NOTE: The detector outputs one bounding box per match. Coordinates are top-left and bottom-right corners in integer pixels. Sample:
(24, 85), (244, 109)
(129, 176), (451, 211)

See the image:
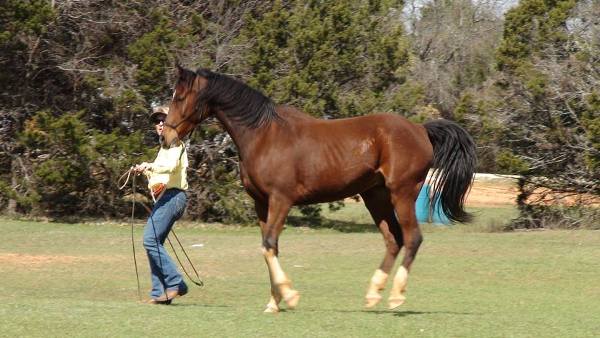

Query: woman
(133, 105), (189, 304)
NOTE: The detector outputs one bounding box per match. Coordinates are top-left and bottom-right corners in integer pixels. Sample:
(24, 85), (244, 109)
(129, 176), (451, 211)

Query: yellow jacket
(146, 142), (189, 194)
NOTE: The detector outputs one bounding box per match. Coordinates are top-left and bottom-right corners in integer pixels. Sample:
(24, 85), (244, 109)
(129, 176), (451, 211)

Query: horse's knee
(263, 237), (278, 252)
(385, 240), (401, 257)
(412, 232), (423, 250)
(407, 230), (423, 252)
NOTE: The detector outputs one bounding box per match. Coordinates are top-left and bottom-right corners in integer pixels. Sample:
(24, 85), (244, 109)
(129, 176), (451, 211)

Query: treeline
(0, 0), (597, 228)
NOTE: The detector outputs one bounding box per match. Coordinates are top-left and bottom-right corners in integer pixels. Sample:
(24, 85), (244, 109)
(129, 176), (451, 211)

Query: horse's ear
(175, 62), (197, 83)
(175, 62), (185, 78)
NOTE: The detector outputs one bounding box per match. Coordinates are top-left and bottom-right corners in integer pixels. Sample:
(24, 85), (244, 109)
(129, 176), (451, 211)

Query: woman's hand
(132, 162), (152, 174)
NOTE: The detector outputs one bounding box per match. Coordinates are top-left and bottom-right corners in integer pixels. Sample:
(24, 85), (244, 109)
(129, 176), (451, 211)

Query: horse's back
(275, 107), (425, 139)
(293, 113), (431, 157)
(271, 109), (432, 172)
(248, 110), (432, 203)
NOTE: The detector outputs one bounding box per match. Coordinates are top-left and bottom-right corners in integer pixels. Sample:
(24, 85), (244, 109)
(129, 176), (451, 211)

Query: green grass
(1, 214), (599, 337)
(290, 202), (519, 232)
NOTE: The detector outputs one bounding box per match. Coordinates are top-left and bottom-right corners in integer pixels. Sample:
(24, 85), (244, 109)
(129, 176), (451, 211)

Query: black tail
(424, 120), (477, 223)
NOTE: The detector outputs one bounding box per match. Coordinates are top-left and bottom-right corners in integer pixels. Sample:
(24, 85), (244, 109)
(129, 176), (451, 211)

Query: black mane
(196, 68), (279, 128)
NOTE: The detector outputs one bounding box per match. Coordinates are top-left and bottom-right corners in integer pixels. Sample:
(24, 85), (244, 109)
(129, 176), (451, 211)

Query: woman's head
(150, 106), (169, 136)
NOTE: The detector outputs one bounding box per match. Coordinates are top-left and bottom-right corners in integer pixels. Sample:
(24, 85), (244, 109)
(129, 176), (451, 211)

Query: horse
(162, 65), (477, 313)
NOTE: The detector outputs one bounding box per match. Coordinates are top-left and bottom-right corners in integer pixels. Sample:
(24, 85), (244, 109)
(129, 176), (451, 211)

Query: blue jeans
(143, 188), (188, 298)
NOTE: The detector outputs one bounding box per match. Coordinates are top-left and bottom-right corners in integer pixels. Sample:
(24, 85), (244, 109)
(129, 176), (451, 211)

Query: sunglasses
(154, 117), (165, 124)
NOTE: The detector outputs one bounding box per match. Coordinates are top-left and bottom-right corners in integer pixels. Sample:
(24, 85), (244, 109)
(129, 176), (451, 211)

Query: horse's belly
(295, 170), (384, 205)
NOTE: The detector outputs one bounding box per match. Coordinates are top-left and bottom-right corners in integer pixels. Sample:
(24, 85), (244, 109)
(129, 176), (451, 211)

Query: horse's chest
(239, 163), (253, 189)
(239, 163), (265, 200)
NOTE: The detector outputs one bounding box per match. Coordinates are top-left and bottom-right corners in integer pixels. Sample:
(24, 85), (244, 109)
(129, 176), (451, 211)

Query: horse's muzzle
(160, 135), (180, 149)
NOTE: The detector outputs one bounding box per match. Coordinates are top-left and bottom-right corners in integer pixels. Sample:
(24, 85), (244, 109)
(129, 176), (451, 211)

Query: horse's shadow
(286, 215), (377, 233)
(292, 308), (476, 317)
(169, 303), (476, 317)
(169, 303), (231, 308)
(389, 310), (476, 317)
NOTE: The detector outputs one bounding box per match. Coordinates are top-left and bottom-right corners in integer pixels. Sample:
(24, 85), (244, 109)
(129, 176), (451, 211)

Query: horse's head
(162, 64), (211, 148)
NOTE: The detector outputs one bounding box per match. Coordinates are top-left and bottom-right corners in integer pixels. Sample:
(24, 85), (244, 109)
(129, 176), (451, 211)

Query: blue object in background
(415, 184), (450, 225)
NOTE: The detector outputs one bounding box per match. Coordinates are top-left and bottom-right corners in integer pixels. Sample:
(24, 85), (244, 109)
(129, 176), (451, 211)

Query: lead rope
(165, 139), (203, 286)
(119, 168), (168, 302)
(167, 230), (204, 287)
(118, 167), (204, 300)
(118, 168), (143, 301)
(119, 168), (168, 301)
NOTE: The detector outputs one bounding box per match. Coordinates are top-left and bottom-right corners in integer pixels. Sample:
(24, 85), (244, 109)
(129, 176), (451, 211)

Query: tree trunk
(6, 158), (18, 215)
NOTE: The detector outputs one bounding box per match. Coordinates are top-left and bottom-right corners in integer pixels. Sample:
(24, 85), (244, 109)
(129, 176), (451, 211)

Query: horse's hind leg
(256, 198), (300, 312)
(388, 184), (423, 309)
(361, 186), (403, 308)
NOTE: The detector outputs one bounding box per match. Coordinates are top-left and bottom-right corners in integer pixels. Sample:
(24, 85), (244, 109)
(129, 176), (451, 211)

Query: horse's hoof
(365, 294), (382, 308)
(283, 290), (300, 309)
(263, 304), (280, 313)
(388, 296), (406, 310)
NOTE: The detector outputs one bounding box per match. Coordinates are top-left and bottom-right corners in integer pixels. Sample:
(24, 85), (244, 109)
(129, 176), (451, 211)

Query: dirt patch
(524, 187), (600, 207)
(465, 175), (599, 207)
(0, 253), (116, 268)
(345, 175), (596, 208)
(466, 180), (518, 207)
(344, 175), (520, 207)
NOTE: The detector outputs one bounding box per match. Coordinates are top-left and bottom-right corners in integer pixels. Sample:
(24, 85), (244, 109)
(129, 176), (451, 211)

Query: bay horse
(163, 65), (476, 312)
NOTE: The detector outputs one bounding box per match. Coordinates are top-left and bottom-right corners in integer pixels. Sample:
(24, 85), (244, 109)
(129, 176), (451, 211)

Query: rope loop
(118, 167), (134, 190)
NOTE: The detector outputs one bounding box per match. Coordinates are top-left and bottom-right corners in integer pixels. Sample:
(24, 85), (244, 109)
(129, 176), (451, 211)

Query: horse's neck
(214, 110), (263, 159)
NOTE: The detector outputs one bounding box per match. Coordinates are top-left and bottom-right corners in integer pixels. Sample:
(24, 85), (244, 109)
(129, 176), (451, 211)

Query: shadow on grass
(280, 309), (478, 317)
(158, 302), (478, 317)
(287, 308), (477, 316)
(286, 215), (377, 233)
(390, 310), (476, 317)
(169, 303), (232, 308)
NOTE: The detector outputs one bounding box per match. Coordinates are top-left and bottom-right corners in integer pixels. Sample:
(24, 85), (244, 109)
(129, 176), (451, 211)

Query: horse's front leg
(255, 202), (281, 312)
(264, 277), (282, 313)
(256, 199), (299, 312)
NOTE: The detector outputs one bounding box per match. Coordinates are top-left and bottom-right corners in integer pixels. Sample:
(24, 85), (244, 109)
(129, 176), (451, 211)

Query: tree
(238, 0), (410, 118)
(235, 0), (412, 219)
(405, 0), (504, 117)
(4, 0), (594, 228)
(0, 0), (55, 213)
(0, 1), (197, 217)
(490, 0), (598, 228)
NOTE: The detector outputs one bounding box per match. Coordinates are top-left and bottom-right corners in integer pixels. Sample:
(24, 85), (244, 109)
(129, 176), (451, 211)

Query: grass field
(1, 206), (599, 337)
